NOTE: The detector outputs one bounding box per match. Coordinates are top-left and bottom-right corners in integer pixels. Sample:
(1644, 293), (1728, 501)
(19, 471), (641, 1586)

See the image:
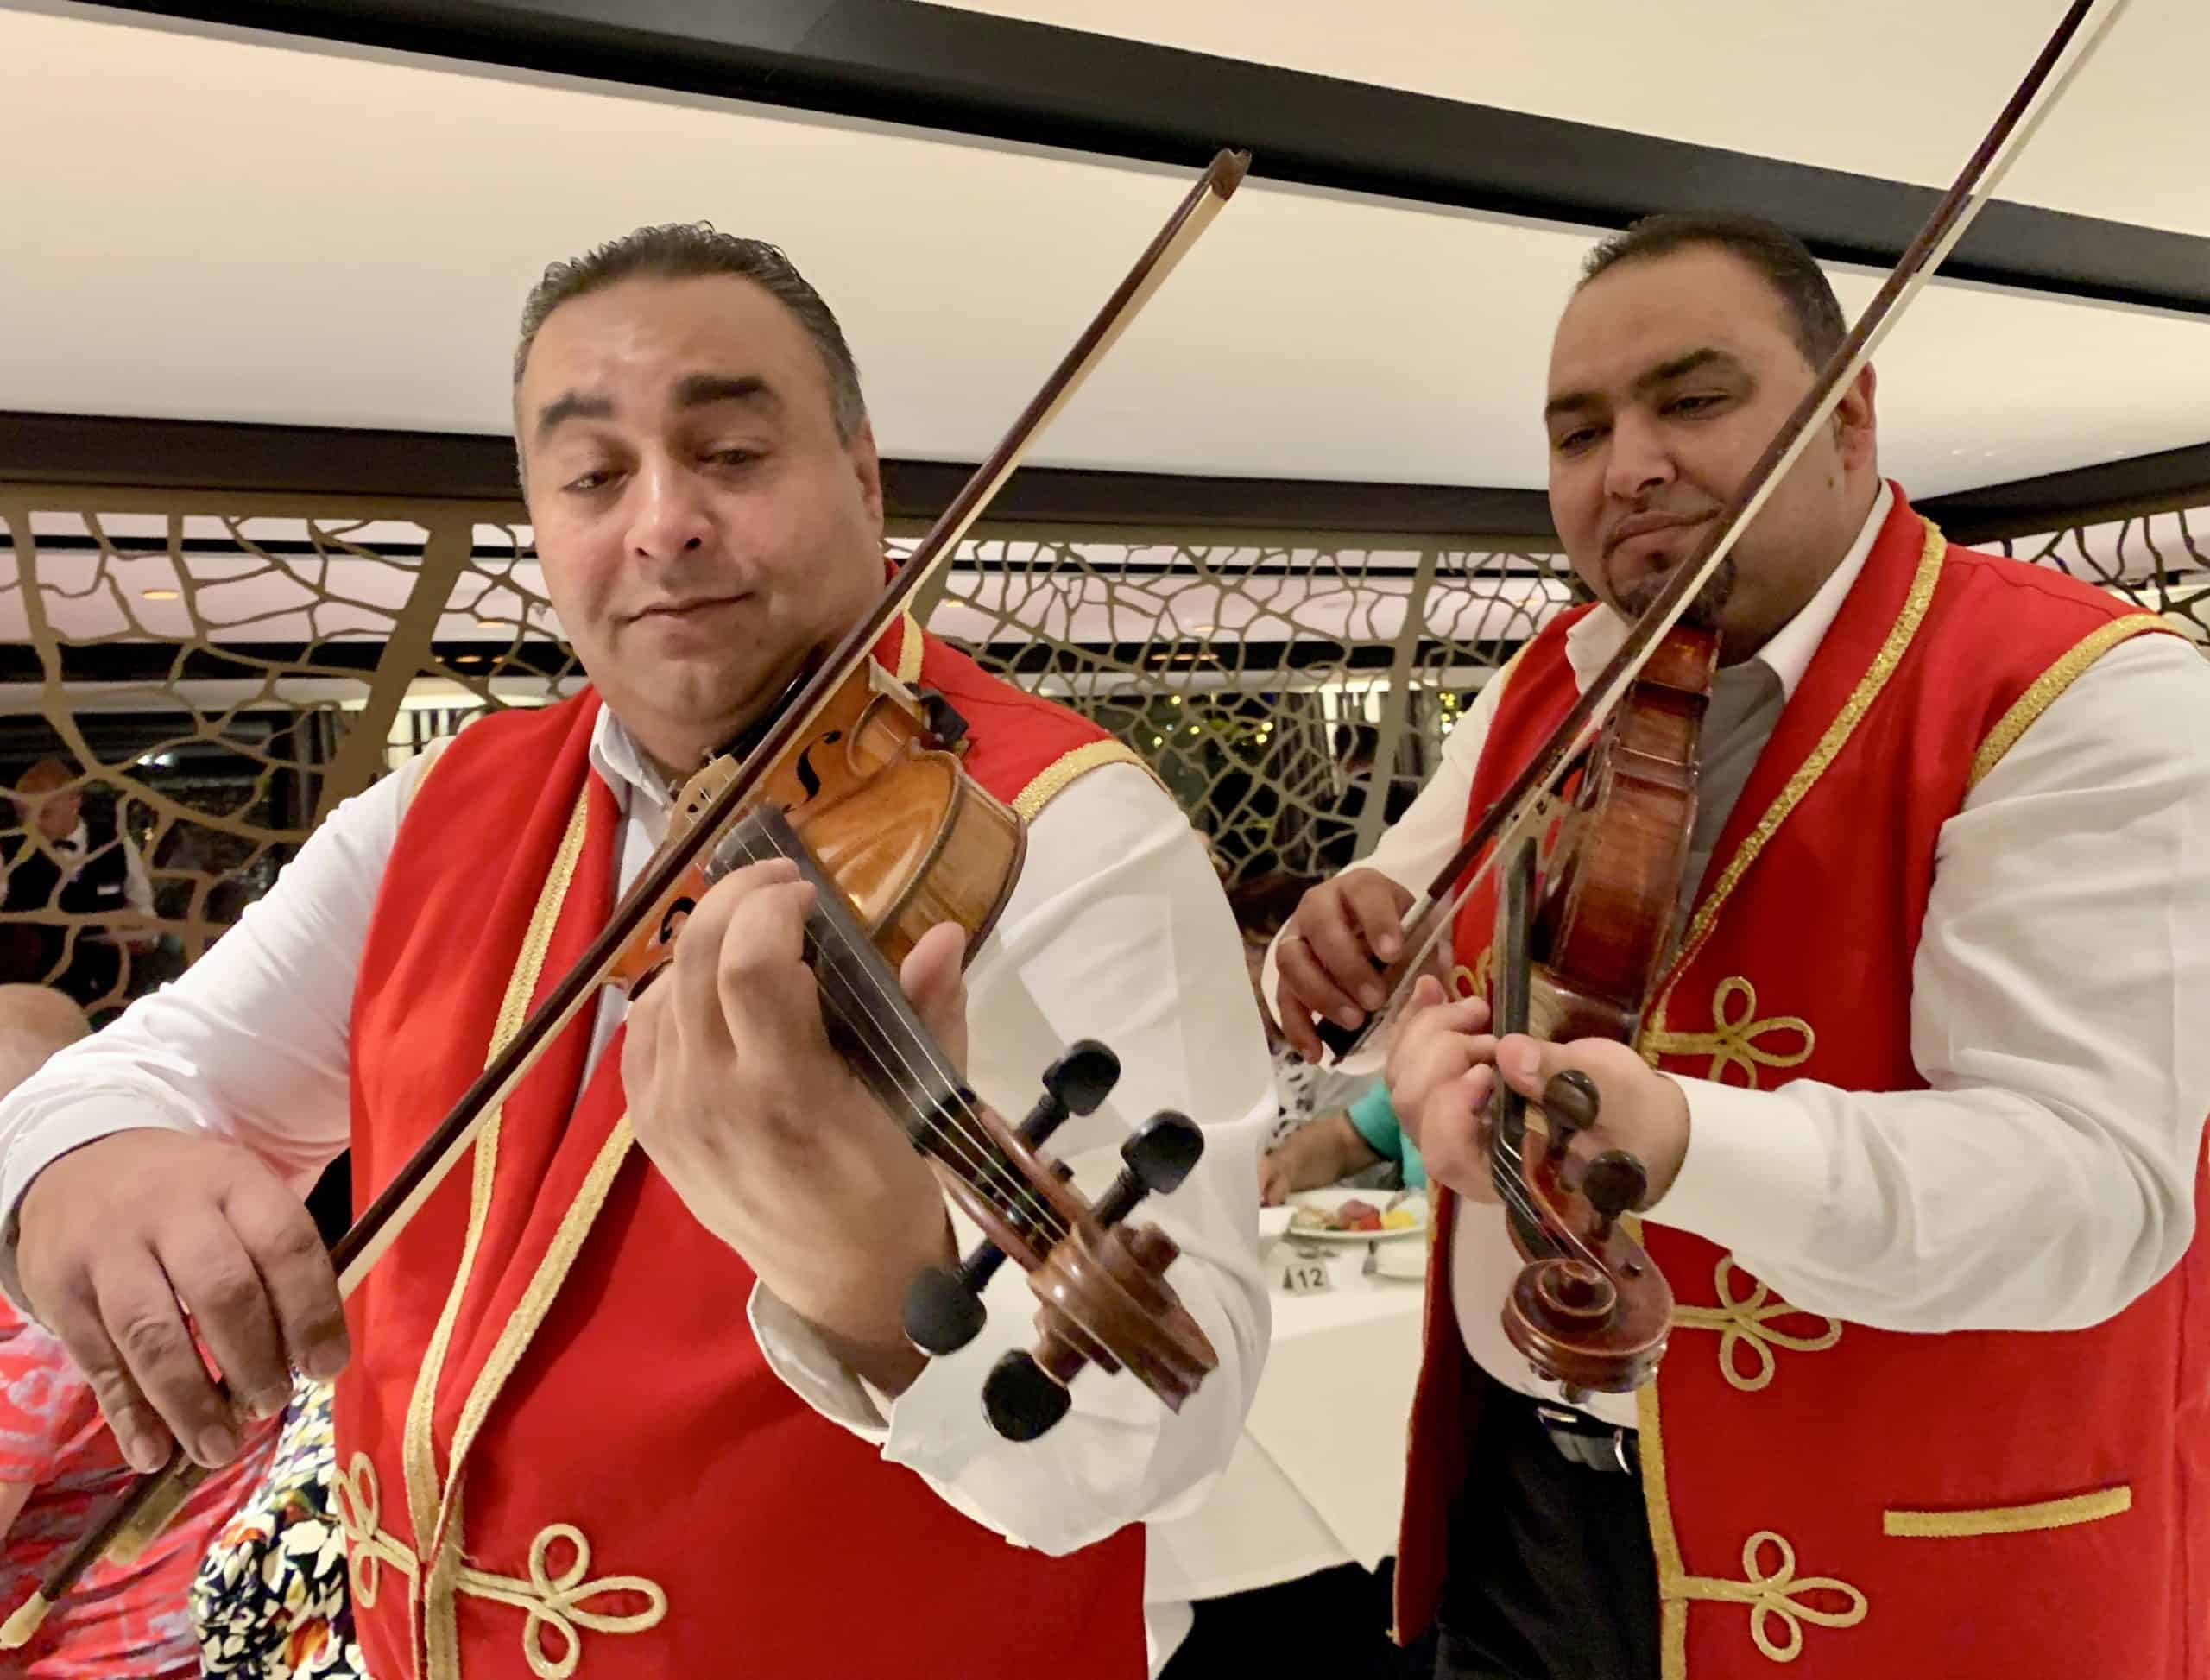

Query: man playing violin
(1271, 212), (2210, 1679)
(0, 227), (1276, 1678)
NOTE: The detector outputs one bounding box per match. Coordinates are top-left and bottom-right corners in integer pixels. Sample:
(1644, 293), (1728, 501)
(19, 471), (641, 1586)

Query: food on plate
(1288, 1196), (1420, 1235)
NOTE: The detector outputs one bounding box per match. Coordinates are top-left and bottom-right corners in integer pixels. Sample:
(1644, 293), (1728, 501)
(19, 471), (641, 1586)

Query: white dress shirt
(1274, 485), (2210, 1429)
(0, 700), (1277, 1633)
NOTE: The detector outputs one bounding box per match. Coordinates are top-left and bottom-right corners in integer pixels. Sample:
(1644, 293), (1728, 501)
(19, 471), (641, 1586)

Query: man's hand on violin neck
(1274, 868), (1414, 1062)
(1390, 979), (1689, 1209)
(621, 857), (960, 1397)
(16, 1130), (348, 1475)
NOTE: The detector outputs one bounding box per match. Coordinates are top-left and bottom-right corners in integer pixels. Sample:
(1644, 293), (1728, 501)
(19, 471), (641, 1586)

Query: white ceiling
(3, 0), (2206, 502)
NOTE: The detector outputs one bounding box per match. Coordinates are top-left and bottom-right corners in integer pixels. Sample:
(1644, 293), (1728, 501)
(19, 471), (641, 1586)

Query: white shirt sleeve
(0, 758), (426, 1304)
(749, 762), (1277, 1555)
(1655, 632), (2210, 1331)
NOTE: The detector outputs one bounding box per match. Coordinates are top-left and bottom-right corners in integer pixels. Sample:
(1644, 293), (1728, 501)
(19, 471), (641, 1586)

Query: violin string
(717, 822), (1072, 1245)
(719, 822), (1066, 1241)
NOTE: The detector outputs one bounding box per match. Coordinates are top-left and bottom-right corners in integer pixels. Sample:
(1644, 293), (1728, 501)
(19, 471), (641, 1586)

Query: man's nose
(625, 461), (714, 563)
(1602, 413), (1676, 503)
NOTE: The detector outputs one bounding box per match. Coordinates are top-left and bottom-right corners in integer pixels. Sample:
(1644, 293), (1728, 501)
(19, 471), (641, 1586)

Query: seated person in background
(1260, 1081), (1427, 1206)
(0, 985), (281, 1679)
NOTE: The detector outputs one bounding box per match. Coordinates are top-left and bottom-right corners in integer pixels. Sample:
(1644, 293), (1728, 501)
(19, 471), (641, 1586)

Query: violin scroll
(1502, 1069), (1669, 1400)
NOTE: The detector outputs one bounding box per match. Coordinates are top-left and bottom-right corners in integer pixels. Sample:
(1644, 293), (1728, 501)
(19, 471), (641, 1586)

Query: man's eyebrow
(534, 390), (613, 444)
(675, 373), (778, 412)
(1634, 347), (1740, 393)
(1544, 348), (1745, 424)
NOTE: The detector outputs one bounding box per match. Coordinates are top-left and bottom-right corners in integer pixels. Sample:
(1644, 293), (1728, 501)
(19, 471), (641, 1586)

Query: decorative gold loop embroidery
(1671, 1257), (1842, 1392)
(453, 1524), (670, 1680)
(333, 1453), (419, 1609)
(1449, 948), (1493, 1002)
(1641, 976), (1813, 1088)
(1676, 1531), (1867, 1664)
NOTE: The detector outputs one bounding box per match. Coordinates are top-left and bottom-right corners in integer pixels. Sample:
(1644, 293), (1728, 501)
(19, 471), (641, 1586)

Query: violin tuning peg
(903, 1259), (990, 1356)
(1582, 1149), (1648, 1228)
(1046, 1040), (1120, 1116)
(1093, 1111), (1203, 1229)
(983, 1349), (1072, 1441)
(1542, 1068), (1601, 1137)
(1016, 1040), (1121, 1149)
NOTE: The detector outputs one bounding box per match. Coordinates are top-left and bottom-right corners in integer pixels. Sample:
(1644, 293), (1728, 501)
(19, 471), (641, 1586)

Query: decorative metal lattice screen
(0, 486), (2201, 1010)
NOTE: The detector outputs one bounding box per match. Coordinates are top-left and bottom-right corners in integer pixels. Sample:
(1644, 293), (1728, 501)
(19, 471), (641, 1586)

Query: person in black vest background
(0, 759), (157, 1012)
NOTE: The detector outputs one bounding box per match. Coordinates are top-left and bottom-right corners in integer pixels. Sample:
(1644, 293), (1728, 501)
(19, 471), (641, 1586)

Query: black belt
(1531, 1401), (1639, 1475)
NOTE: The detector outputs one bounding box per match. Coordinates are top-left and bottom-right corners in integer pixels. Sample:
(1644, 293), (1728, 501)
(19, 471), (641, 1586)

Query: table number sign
(1280, 1258), (1335, 1296)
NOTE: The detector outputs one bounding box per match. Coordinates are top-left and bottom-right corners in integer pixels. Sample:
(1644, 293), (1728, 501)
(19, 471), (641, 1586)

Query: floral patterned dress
(192, 1380), (368, 1678)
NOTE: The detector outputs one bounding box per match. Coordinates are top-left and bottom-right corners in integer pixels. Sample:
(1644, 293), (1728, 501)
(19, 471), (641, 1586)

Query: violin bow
(0, 146), (1253, 1649)
(1326, 0), (2132, 1062)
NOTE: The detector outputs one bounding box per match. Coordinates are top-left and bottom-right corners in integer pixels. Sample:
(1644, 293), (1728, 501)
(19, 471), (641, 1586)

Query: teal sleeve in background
(1346, 1079), (1425, 1191)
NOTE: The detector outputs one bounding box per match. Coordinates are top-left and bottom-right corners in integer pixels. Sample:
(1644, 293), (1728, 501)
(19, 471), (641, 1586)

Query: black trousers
(1432, 1370), (1660, 1680)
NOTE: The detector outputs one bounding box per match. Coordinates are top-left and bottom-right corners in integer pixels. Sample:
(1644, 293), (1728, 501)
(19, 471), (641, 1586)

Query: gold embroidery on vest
(1670, 1257), (1841, 1391)
(335, 1453), (420, 1614)
(1633, 521), (1940, 1680)
(1012, 738), (1159, 818)
(402, 789), (593, 1670)
(1676, 1531), (1867, 1664)
(451, 1525), (669, 1680)
(420, 1115), (649, 1673)
(1969, 614), (2180, 790)
(1640, 977), (1813, 1089)
(1883, 1483), (2131, 1538)
(1448, 948), (1493, 1002)
(895, 609), (925, 685)
(1649, 519), (1944, 1034)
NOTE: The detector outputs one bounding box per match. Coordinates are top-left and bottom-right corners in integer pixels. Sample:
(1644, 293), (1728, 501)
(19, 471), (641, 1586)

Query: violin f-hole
(793, 730), (844, 801)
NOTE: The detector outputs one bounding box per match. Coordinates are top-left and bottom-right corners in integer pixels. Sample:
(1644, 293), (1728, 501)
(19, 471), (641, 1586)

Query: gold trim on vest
(1640, 977), (1814, 1089)
(1670, 1257), (1841, 1393)
(1883, 1484), (2131, 1538)
(1448, 949), (1493, 1003)
(405, 787), (593, 1677)
(1011, 738), (1153, 819)
(451, 1524), (669, 1680)
(1652, 519), (1945, 1014)
(1675, 1531), (1868, 1664)
(423, 1115), (648, 1671)
(1968, 614), (2181, 791)
(896, 609), (925, 685)
(1633, 518), (1942, 1679)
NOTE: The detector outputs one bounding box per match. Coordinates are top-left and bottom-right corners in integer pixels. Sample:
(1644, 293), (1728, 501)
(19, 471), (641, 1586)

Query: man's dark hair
(513, 223), (866, 439)
(1579, 212), (1847, 371)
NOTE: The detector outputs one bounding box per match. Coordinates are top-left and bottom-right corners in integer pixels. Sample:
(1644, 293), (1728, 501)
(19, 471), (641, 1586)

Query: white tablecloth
(1144, 1229), (1428, 1665)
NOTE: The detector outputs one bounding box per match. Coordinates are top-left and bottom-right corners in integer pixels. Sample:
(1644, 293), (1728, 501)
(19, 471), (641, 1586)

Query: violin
(1483, 624), (1716, 1399)
(1, 146), (1253, 1651)
(1309, 0), (2122, 1404)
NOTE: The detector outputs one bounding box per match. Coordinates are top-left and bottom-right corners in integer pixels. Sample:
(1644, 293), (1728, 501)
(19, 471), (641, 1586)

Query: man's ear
(1834, 363), (1878, 471)
(848, 420), (885, 533)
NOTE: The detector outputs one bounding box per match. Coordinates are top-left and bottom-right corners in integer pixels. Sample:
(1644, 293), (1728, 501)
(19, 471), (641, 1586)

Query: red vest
(336, 616), (1153, 1680)
(1397, 490), (2207, 1677)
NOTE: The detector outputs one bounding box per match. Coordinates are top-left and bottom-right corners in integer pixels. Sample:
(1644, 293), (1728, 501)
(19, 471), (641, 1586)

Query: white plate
(1272, 1187), (1428, 1244)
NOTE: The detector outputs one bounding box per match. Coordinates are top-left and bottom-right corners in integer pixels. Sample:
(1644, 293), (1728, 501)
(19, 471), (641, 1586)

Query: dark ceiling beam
(99, 0), (2210, 318)
(1915, 441), (2210, 544)
(0, 411), (1555, 536)
(9, 411), (2207, 546)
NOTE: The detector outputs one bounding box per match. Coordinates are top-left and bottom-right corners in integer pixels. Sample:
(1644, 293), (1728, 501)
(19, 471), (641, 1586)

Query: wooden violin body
(1491, 624), (1719, 1398)
(608, 663), (1026, 990)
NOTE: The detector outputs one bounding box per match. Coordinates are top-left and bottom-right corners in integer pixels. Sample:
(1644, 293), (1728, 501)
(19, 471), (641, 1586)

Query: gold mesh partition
(0, 485), (2201, 1008)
